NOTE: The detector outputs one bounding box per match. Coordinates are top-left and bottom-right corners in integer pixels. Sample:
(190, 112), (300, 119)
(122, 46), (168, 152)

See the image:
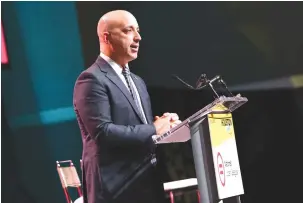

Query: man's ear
(103, 32), (110, 44)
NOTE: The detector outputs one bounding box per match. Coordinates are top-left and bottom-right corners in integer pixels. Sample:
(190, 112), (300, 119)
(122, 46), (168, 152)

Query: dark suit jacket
(73, 56), (160, 203)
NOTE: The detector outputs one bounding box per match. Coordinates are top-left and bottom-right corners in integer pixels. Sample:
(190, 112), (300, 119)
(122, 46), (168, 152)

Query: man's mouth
(130, 44), (139, 51)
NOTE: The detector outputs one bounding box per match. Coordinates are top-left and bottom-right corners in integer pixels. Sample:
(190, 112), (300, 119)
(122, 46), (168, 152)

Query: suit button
(150, 154), (157, 165)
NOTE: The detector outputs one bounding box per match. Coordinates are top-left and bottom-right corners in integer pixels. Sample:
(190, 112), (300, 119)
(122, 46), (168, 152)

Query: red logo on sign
(217, 152), (226, 187)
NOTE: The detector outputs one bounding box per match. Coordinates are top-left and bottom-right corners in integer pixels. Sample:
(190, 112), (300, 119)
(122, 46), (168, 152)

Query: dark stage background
(2, 2), (303, 203)
(76, 1), (303, 89)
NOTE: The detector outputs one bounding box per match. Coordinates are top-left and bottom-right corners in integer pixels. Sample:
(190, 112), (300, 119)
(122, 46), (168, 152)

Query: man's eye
(124, 29), (132, 33)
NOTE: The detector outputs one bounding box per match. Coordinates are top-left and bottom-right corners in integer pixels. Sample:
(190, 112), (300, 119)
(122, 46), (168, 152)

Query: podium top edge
(217, 95), (248, 101)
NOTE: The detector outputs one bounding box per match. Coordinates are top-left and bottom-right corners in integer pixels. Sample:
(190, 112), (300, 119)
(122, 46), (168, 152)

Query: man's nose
(134, 31), (141, 42)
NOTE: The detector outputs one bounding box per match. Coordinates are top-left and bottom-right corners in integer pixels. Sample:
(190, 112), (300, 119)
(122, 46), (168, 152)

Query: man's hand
(153, 114), (172, 136)
(154, 112), (182, 133)
(167, 112), (182, 128)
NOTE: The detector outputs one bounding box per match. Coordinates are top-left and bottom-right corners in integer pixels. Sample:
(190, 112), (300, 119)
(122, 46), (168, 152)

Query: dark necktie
(122, 67), (147, 124)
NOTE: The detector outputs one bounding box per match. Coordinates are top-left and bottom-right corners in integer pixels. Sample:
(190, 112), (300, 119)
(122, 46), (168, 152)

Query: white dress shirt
(100, 53), (148, 123)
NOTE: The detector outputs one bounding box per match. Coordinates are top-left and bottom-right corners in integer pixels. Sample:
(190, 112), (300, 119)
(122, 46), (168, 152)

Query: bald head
(97, 10), (137, 37)
(96, 10), (141, 66)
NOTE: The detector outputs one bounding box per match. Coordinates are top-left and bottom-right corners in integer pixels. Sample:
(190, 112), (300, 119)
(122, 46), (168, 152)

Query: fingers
(154, 112), (180, 126)
(153, 114), (174, 135)
(170, 119), (182, 128)
(170, 113), (179, 121)
(172, 120), (182, 125)
(154, 113), (171, 121)
(162, 112), (171, 117)
(161, 112), (179, 121)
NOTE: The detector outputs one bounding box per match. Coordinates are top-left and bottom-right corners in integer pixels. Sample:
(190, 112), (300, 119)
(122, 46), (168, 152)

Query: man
(73, 10), (181, 203)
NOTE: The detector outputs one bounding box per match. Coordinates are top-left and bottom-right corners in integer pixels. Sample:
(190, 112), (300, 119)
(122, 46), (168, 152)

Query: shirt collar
(100, 52), (129, 75)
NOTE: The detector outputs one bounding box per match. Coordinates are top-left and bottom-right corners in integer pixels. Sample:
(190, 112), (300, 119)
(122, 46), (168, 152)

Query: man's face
(108, 14), (141, 63)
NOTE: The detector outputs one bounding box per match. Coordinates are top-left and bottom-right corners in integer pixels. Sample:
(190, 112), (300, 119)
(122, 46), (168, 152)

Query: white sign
(208, 112), (244, 199)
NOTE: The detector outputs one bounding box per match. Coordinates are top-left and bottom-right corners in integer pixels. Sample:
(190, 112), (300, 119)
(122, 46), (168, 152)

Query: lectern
(153, 95), (248, 203)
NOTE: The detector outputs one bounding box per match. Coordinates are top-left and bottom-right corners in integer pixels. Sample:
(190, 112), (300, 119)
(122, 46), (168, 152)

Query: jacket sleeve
(73, 71), (157, 146)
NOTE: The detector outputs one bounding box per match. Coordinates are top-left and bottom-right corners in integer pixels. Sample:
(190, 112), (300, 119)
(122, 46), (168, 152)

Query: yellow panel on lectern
(208, 113), (235, 148)
(290, 74), (303, 88)
(211, 103), (228, 112)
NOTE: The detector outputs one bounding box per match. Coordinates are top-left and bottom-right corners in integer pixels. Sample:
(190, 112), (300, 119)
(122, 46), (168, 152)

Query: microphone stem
(172, 75), (195, 90)
(209, 83), (220, 98)
(220, 79), (234, 97)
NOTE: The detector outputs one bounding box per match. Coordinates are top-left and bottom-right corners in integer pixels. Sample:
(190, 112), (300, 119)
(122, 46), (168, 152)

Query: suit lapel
(96, 57), (145, 123)
(131, 74), (153, 124)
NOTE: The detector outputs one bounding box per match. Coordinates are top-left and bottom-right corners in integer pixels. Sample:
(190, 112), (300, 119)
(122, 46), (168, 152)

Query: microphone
(172, 74), (233, 98)
(209, 75), (221, 84)
(196, 74), (208, 88)
(172, 74), (221, 91)
(172, 74), (196, 90)
(195, 75), (221, 90)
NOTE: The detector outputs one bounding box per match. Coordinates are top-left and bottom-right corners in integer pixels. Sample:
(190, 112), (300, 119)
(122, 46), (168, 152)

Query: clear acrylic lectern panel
(153, 95), (248, 144)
